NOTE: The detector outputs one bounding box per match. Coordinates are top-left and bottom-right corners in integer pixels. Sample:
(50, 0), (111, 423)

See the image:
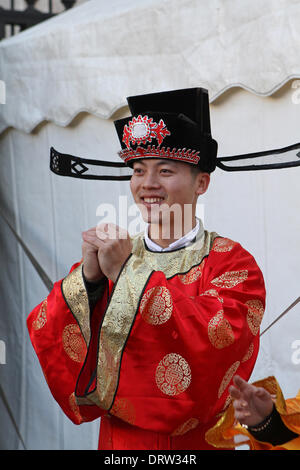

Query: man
(206, 375), (300, 450)
(27, 88), (266, 450)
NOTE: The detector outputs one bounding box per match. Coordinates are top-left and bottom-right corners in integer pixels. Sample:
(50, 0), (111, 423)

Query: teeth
(143, 198), (163, 203)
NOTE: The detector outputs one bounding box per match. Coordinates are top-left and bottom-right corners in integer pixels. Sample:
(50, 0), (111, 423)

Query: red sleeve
(112, 238), (266, 434)
(27, 262), (110, 424)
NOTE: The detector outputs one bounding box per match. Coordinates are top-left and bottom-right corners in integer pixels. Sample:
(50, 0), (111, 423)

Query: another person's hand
(229, 375), (275, 427)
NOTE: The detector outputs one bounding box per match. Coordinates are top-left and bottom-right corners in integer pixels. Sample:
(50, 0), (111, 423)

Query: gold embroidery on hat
(140, 286), (173, 325)
(156, 353), (191, 396)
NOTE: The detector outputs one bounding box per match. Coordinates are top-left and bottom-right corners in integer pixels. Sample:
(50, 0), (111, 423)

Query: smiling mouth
(142, 197), (165, 203)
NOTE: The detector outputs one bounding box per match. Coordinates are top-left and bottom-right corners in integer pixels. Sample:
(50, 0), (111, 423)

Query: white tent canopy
(1, 0), (300, 133)
(1, 0), (300, 450)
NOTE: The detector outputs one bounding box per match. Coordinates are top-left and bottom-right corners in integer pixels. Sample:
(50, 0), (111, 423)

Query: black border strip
(217, 159), (300, 172)
(50, 147), (132, 181)
(216, 142), (300, 172)
(218, 142), (300, 161)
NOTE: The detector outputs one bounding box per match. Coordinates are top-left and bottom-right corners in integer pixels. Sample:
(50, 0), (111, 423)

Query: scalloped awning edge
(1, 76), (300, 136)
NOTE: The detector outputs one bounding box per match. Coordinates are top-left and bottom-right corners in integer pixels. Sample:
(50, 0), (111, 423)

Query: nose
(141, 171), (161, 189)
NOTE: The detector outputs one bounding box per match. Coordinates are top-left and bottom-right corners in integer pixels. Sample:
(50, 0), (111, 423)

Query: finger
(117, 225), (131, 240)
(82, 229), (98, 240)
(235, 410), (251, 423)
(84, 227), (97, 233)
(96, 223), (118, 240)
(254, 387), (272, 401)
(97, 222), (109, 232)
(96, 230), (110, 241)
(232, 375), (249, 392)
(82, 231), (105, 247)
(96, 223), (130, 240)
(97, 223), (113, 238)
(233, 400), (250, 412)
(82, 239), (98, 251)
(229, 385), (241, 400)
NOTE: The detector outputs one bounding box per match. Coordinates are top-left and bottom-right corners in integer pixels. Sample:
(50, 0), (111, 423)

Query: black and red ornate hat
(114, 88), (218, 173)
(49, 87), (300, 180)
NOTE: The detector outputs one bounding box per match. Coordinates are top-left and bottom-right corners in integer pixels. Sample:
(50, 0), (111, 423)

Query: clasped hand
(82, 223), (132, 283)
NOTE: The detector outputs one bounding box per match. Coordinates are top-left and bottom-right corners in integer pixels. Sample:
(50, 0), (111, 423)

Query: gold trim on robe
(62, 264), (91, 345)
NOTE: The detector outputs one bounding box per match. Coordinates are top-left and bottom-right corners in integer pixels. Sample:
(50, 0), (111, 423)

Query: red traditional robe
(27, 231), (266, 450)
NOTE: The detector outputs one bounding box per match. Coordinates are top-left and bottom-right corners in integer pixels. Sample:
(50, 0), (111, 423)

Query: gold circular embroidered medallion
(208, 310), (235, 349)
(242, 342), (254, 362)
(222, 394), (232, 412)
(171, 418), (199, 436)
(110, 398), (136, 425)
(156, 353), (191, 396)
(211, 270), (248, 289)
(62, 324), (87, 363)
(246, 299), (264, 335)
(32, 299), (47, 330)
(178, 262), (205, 285)
(69, 393), (83, 423)
(218, 361), (240, 398)
(200, 289), (224, 303)
(213, 238), (236, 252)
(140, 286), (173, 325)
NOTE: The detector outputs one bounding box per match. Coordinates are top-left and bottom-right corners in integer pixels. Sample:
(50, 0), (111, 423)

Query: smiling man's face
(130, 158), (210, 236)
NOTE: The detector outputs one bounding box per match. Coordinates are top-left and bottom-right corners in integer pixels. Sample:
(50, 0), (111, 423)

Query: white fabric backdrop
(1, 84), (300, 450)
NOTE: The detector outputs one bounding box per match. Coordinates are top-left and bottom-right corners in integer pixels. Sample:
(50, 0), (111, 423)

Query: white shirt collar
(144, 218), (202, 252)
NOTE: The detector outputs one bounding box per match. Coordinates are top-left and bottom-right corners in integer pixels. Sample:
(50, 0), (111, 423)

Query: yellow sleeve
(205, 376), (300, 450)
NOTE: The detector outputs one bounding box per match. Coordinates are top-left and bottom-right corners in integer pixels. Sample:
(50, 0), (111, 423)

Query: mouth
(140, 196), (165, 207)
(142, 197), (164, 203)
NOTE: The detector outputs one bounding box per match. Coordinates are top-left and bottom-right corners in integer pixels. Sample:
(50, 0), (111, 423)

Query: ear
(195, 172), (210, 196)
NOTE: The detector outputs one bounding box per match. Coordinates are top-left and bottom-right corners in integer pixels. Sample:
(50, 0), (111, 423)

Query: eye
(160, 168), (173, 174)
(133, 167), (143, 175)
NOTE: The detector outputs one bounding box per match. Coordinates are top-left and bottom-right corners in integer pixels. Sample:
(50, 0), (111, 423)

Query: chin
(136, 202), (160, 224)
(142, 212), (161, 225)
